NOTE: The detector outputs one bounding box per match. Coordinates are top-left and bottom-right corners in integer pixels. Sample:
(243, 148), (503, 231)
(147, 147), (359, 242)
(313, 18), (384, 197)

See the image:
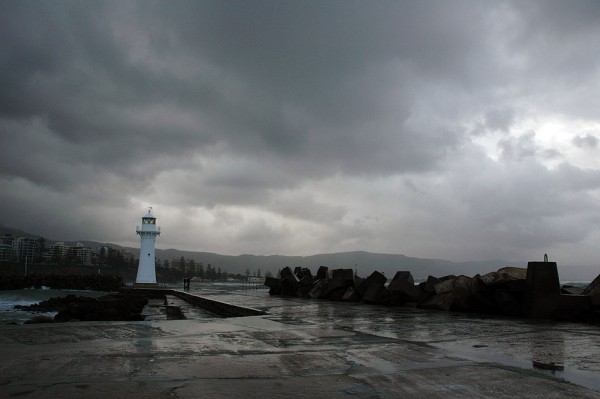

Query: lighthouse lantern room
(134, 207), (161, 288)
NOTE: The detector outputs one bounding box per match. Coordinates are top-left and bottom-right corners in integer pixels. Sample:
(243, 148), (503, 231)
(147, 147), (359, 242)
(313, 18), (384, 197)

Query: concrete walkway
(1, 290), (600, 398)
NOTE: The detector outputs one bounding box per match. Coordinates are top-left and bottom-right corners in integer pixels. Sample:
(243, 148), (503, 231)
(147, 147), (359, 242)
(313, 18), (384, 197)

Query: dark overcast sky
(2, 0), (600, 267)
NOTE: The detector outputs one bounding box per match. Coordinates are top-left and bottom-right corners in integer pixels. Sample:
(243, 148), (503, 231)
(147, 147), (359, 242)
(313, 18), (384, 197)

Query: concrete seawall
(120, 287), (266, 318)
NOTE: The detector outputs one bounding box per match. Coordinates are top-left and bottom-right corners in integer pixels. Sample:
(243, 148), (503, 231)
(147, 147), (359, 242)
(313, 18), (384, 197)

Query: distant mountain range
(3, 224), (595, 281)
(156, 249), (527, 281)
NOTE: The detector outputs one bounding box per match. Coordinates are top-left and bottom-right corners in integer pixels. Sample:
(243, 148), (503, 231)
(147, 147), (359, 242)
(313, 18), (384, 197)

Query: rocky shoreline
(15, 293), (148, 323)
(0, 274), (125, 291)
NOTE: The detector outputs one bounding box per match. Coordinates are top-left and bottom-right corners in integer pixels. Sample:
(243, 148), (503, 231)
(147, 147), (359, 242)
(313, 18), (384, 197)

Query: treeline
(1, 257), (269, 285)
(159, 257), (272, 282)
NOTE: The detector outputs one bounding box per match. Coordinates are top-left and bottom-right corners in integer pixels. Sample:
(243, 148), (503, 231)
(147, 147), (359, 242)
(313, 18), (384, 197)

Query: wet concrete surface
(1, 289), (600, 398)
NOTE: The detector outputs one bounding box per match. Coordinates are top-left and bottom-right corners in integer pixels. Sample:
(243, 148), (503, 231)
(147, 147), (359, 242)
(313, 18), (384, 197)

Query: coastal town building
(71, 243), (92, 266)
(49, 242), (70, 260)
(0, 234), (109, 266)
(0, 243), (13, 262)
(12, 237), (40, 263)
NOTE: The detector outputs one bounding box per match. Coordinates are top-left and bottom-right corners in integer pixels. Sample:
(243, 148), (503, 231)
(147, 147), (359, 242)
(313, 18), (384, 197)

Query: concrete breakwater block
(523, 261), (591, 320)
(358, 271), (387, 303)
(265, 259), (600, 322)
(382, 271), (421, 305)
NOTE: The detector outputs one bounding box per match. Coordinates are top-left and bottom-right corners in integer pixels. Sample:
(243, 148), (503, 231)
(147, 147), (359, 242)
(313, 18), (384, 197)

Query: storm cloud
(2, 1), (600, 272)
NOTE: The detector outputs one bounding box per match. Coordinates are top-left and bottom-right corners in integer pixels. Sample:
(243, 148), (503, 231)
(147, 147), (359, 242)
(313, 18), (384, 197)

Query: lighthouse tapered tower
(134, 208), (160, 287)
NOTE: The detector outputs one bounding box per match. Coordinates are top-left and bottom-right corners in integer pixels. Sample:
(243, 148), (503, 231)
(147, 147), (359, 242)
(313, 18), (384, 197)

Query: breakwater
(120, 287), (266, 318)
(265, 260), (600, 322)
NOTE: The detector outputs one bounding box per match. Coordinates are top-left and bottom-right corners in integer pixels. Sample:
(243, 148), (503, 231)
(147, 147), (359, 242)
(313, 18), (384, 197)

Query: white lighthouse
(134, 207), (161, 287)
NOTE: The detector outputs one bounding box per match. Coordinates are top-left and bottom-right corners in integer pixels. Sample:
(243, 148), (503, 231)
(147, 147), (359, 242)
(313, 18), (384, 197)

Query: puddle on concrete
(433, 338), (600, 392)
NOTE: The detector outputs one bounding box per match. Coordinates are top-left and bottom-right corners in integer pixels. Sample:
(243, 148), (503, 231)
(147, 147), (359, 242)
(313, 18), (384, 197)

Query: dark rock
(24, 315), (55, 324)
(467, 275), (495, 313)
(481, 267), (527, 286)
(298, 275), (318, 298)
(438, 275), (457, 282)
(422, 275), (495, 313)
(420, 276), (441, 294)
(280, 266), (298, 282)
(265, 262), (593, 322)
(561, 285), (585, 295)
(279, 266), (300, 296)
(387, 271), (419, 296)
(297, 268), (313, 280)
(417, 276), (440, 304)
(321, 269), (355, 299)
(582, 274), (600, 308)
(341, 287), (360, 302)
(264, 276), (281, 296)
(419, 292), (455, 311)
(308, 280), (327, 299)
(554, 294), (591, 321)
(358, 271), (387, 304)
(15, 294), (94, 312)
(583, 273), (600, 297)
(384, 271), (420, 305)
(299, 274), (316, 287)
(1, 274), (124, 291)
(353, 275), (365, 288)
(493, 289), (522, 316)
(54, 294), (147, 322)
(445, 276), (472, 312)
(327, 286), (349, 301)
(316, 266), (329, 280)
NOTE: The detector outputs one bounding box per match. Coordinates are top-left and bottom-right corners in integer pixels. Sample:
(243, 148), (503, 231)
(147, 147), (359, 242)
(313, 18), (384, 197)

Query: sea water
(0, 288), (108, 324)
(0, 282), (268, 324)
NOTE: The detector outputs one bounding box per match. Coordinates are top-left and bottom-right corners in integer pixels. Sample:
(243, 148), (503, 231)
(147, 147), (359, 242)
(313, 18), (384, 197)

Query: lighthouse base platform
(132, 282), (160, 289)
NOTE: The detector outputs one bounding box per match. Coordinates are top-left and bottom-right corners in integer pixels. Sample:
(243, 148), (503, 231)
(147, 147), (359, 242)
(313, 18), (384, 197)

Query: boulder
(308, 280), (327, 299)
(321, 269), (355, 299)
(54, 294), (147, 322)
(332, 268), (355, 285)
(434, 278), (456, 295)
(421, 275), (494, 313)
(467, 275), (495, 313)
(264, 276), (281, 296)
(447, 276), (473, 312)
(482, 267), (527, 286)
(420, 276), (441, 294)
(497, 267), (527, 280)
(384, 271), (421, 305)
(554, 294), (591, 321)
(24, 315), (55, 324)
(353, 275), (365, 288)
(419, 292), (455, 311)
(316, 266), (329, 280)
(341, 287), (360, 302)
(583, 273), (600, 296)
(561, 285), (585, 295)
(297, 275), (318, 298)
(358, 271), (387, 304)
(297, 268), (313, 280)
(279, 266), (300, 296)
(493, 289), (522, 316)
(582, 273), (600, 309)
